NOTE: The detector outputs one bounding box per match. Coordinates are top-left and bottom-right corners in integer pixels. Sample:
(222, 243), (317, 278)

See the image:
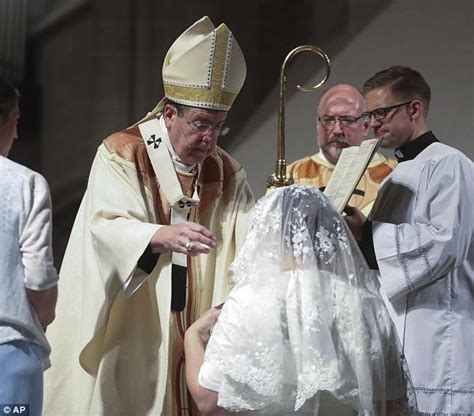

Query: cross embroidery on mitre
(147, 134), (162, 149)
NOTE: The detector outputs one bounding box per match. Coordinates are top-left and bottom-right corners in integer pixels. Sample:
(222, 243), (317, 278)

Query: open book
(323, 138), (381, 213)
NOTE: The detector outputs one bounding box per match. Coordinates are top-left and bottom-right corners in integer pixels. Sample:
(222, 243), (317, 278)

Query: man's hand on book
(343, 206), (366, 241)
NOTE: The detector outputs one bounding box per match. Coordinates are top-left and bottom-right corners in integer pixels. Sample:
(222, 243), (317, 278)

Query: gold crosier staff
(266, 45), (331, 188)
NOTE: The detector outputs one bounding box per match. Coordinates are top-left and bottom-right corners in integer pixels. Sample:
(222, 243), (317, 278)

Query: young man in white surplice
(346, 66), (474, 415)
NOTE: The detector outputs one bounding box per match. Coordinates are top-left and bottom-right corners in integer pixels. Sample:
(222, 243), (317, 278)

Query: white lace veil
(200, 185), (417, 415)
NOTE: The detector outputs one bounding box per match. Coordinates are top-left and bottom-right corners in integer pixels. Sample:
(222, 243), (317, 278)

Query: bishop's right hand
(150, 222), (217, 256)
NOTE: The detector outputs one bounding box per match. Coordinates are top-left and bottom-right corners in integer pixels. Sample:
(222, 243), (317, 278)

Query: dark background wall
(1, 0), (473, 266)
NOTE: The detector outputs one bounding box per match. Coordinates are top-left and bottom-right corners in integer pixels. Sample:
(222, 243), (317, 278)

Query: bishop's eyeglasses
(186, 119), (230, 137)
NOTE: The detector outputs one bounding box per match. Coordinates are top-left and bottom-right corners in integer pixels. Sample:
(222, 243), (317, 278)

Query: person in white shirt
(185, 185), (417, 415)
(345, 66), (474, 415)
(0, 78), (58, 416)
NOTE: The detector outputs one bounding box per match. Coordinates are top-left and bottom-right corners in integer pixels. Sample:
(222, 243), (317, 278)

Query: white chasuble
(43, 117), (254, 416)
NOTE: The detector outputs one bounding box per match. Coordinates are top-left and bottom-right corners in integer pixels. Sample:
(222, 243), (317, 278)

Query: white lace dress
(198, 186), (417, 415)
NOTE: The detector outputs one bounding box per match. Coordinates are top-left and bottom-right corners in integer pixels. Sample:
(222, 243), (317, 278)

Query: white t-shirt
(0, 156), (58, 369)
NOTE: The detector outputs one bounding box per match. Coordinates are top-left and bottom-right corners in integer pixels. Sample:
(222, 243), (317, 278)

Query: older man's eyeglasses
(318, 115), (364, 129)
(362, 101), (412, 122)
(187, 119), (230, 136)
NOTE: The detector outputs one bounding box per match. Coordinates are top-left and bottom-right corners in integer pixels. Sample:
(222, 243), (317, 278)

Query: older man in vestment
(44, 17), (254, 416)
(287, 84), (396, 216)
(345, 66), (473, 415)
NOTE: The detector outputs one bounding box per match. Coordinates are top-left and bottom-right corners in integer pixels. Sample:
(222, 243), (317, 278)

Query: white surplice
(369, 142), (474, 415)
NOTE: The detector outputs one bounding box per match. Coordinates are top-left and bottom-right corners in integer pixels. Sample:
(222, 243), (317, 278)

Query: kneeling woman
(185, 186), (417, 415)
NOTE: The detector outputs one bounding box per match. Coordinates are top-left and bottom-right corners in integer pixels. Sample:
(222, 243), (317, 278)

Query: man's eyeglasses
(186, 119), (229, 136)
(362, 101), (412, 122)
(318, 115), (364, 129)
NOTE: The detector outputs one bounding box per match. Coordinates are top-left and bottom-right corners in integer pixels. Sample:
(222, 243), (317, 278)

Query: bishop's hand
(150, 222), (217, 256)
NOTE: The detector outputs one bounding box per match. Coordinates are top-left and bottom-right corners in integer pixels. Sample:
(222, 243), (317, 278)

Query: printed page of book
(324, 138), (380, 213)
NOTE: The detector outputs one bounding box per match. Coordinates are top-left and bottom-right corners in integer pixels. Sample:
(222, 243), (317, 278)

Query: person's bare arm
(184, 307), (229, 416)
(27, 285), (58, 329)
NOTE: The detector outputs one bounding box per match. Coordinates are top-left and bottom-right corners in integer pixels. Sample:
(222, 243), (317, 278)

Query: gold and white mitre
(139, 16), (246, 124)
(163, 16), (246, 110)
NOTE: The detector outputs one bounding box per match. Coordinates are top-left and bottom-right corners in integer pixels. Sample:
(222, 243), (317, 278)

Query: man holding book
(287, 84), (395, 216)
(345, 66), (473, 415)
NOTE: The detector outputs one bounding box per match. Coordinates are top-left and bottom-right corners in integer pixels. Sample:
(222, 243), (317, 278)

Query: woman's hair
(0, 78), (19, 120)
